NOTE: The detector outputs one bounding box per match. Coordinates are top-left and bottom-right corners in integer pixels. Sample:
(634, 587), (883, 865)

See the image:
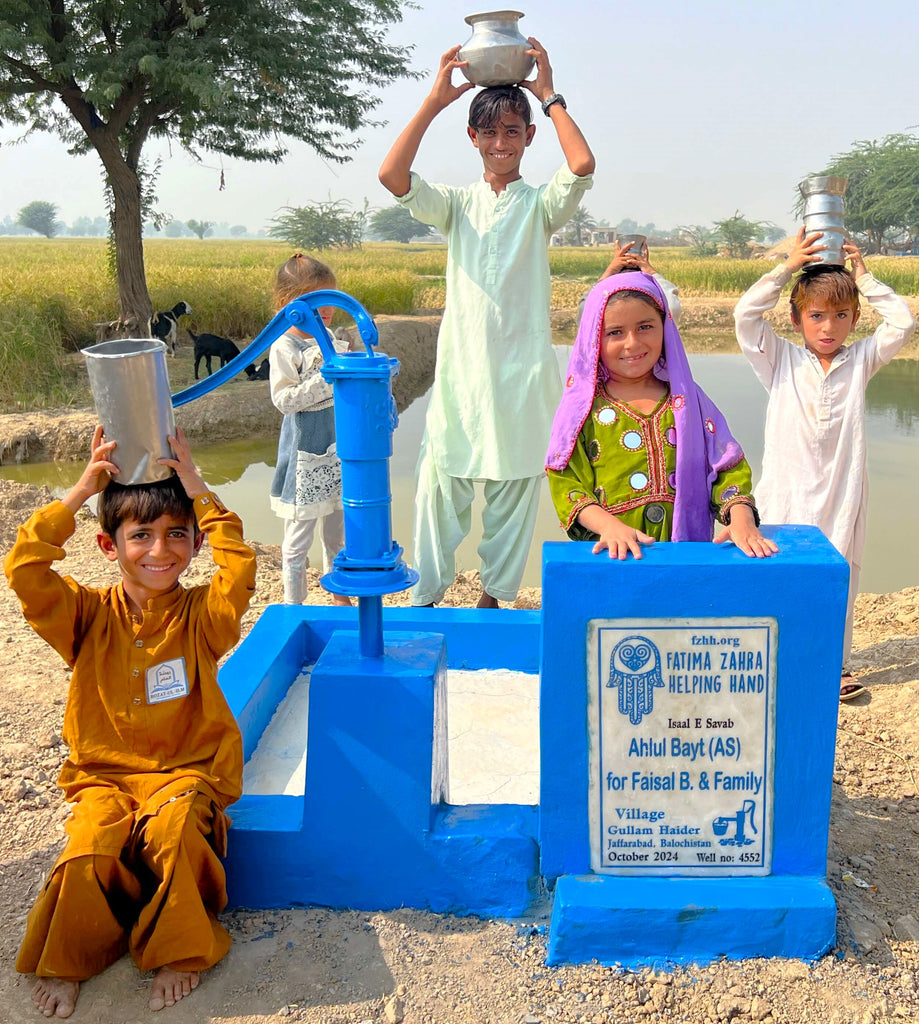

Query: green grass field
(2, 237), (918, 412)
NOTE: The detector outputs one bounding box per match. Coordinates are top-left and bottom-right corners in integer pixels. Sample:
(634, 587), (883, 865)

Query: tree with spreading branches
(802, 133), (919, 254)
(369, 205), (434, 243)
(186, 218), (213, 240)
(17, 199), (59, 237)
(0, 1), (415, 328)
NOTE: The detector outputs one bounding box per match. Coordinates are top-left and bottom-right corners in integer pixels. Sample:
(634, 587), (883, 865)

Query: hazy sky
(1, 0), (917, 234)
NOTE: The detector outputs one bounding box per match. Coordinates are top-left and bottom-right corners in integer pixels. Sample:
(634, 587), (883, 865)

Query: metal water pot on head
(798, 175), (848, 266)
(617, 234), (648, 260)
(458, 10), (535, 86)
(83, 339), (176, 485)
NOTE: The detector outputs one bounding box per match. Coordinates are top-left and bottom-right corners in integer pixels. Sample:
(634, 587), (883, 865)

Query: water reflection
(3, 353), (918, 594)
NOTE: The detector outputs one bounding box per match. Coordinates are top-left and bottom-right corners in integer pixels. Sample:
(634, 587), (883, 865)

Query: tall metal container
(84, 339), (175, 485)
(799, 175), (848, 266)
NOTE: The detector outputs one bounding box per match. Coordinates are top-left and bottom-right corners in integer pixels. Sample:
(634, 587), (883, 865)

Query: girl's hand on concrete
(159, 427), (208, 499)
(428, 46), (474, 109)
(786, 226), (826, 273)
(591, 516), (655, 560)
(714, 505), (779, 558)
(63, 425), (118, 511)
(843, 239), (868, 279)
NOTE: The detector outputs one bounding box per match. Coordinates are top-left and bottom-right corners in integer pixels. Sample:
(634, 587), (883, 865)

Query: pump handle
(171, 290), (378, 408)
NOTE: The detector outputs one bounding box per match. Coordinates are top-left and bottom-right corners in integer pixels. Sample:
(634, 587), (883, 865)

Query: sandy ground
(0, 478), (917, 1024)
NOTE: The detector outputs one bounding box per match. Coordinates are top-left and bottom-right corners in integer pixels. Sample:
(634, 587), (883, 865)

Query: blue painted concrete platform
(221, 605), (542, 917)
(218, 525), (848, 966)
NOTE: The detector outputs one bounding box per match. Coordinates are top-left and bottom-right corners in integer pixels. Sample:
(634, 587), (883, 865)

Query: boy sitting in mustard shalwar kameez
(4, 426), (256, 1018)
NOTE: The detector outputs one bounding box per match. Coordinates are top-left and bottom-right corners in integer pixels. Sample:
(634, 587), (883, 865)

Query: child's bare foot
(149, 967), (198, 1011)
(332, 594), (353, 607)
(32, 978), (79, 1018)
(476, 591), (499, 610)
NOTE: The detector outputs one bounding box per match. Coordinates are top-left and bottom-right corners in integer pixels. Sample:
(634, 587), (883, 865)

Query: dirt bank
(0, 478), (917, 1023)
(4, 302), (918, 468)
(0, 316), (440, 467)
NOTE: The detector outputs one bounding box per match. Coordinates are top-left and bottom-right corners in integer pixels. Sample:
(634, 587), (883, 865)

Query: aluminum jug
(799, 176), (848, 266)
(459, 10), (535, 87)
(84, 339), (175, 485)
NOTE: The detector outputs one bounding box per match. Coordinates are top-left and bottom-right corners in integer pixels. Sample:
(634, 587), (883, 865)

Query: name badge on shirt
(146, 658), (190, 704)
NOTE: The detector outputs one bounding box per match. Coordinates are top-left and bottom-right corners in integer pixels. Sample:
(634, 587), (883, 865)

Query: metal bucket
(84, 339), (175, 485)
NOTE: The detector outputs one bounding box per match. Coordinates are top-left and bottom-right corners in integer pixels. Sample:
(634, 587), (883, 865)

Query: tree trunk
(108, 161), (153, 329)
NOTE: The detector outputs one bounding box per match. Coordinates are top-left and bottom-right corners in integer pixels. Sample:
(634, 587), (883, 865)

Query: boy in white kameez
(734, 229), (915, 699)
(378, 40), (594, 608)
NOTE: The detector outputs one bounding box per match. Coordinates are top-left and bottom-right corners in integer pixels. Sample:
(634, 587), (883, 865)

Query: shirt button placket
(133, 636), (145, 710)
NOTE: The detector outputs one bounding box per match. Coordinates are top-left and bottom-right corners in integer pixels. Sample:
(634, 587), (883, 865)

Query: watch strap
(541, 92), (566, 116)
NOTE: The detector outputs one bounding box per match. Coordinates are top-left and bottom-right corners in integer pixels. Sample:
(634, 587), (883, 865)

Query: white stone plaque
(588, 618), (776, 876)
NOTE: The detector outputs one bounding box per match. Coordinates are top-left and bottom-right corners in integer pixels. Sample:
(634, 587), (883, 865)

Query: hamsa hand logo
(607, 635), (664, 725)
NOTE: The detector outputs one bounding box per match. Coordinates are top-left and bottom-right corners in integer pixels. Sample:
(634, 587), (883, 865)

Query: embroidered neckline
(601, 384), (671, 420)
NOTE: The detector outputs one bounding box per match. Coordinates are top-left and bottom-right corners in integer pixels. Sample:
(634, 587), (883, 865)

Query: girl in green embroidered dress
(547, 274), (777, 562)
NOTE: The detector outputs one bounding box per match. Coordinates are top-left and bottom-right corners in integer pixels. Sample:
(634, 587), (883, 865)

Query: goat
(189, 329), (243, 379)
(245, 357), (270, 381)
(149, 301), (193, 357)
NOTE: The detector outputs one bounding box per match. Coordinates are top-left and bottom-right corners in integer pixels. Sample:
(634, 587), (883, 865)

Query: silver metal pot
(84, 339), (175, 485)
(799, 176), (849, 266)
(617, 234), (648, 259)
(459, 10), (535, 87)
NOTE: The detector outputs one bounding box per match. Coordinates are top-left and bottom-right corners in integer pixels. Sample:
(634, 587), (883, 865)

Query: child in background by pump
(547, 272), (777, 560)
(733, 230), (915, 699)
(268, 254), (351, 606)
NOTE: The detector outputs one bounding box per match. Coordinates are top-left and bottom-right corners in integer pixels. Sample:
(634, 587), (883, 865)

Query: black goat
(189, 329), (242, 379)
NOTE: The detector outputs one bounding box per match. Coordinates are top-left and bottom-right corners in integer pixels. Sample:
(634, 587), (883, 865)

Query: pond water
(4, 350), (918, 595)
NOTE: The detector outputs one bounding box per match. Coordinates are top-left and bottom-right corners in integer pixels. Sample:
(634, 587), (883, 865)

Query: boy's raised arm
(62, 425), (119, 514)
(520, 38), (594, 177)
(379, 46), (474, 197)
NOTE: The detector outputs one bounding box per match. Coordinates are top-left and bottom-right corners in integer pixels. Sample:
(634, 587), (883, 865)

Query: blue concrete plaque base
(548, 874), (836, 966)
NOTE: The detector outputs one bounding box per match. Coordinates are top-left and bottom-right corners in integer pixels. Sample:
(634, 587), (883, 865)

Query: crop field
(2, 237), (918, 411)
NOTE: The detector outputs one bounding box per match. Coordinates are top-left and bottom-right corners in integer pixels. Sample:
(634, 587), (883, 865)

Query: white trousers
(842, 561), (859, 673)
(281, 510), (345, 605)
(412, 448), (542, 606)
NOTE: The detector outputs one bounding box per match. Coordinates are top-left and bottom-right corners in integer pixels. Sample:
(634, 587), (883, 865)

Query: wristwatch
(541, 92), (566, 116)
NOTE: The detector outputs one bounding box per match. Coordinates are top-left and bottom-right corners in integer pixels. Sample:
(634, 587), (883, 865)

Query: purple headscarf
(546, 272), (745, 541)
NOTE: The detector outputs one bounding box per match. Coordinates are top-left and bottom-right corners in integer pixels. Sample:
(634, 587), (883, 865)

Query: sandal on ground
(839, 675), (867, 702)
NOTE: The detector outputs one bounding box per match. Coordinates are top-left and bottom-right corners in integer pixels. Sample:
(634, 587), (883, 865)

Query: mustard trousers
(17, 786), (230, 981)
